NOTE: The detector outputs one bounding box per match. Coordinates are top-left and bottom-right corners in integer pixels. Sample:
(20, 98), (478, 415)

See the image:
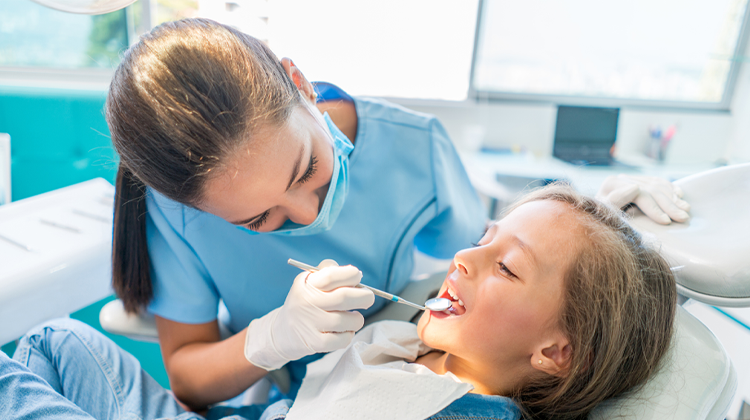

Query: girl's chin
(417, 309), (461, 344)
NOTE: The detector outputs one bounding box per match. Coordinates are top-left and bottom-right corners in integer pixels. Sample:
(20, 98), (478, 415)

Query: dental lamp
(30, 0), (137, 15)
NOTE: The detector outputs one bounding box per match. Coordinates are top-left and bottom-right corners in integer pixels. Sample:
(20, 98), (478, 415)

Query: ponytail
(112, 163), (152, 313)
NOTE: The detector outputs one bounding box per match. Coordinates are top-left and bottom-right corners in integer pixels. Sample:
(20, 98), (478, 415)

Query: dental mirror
(424, 297), (452, 312)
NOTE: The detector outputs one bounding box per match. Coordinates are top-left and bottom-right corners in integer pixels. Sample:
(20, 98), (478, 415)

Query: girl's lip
(429, 308), (450, 320)
(434, 270), (467, 316)
(446, 271), (463, 305)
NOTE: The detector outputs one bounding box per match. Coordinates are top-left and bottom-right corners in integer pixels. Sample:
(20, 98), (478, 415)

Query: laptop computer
(553, 105), (626, 166)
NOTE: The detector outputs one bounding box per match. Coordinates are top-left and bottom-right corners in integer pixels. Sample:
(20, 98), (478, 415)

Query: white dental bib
(285, 321), (473, 420)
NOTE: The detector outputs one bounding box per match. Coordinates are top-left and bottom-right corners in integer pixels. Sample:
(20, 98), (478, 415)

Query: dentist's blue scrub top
(145, 84), (486, 335)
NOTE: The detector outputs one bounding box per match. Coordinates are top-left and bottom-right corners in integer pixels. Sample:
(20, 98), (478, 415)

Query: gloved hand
(244, 260), (375, 371)
(596, 174), (691, 224)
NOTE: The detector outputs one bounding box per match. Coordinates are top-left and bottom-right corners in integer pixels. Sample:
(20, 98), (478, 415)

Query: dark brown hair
(107, 18), (301, 313)
(507, 183), (676, 420)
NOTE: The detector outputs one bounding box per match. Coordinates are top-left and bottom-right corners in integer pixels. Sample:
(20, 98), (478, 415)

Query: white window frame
(468, 0), (750, 111)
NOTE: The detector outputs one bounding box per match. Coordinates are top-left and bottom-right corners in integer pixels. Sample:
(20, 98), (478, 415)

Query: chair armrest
(99, 299), (159, 343)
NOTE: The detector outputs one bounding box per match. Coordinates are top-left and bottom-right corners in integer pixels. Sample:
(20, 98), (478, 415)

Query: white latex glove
(244, 259), (375, 371)
(596, 174), (691, 225)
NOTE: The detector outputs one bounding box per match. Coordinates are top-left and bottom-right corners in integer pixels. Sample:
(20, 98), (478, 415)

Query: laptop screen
(553, 106), (620, 165)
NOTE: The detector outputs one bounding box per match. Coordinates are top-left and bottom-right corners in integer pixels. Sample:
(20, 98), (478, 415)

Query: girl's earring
(538, 359), (543, 365)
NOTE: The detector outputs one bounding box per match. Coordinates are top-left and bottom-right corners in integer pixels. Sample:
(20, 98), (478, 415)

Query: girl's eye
(247, 211), (270, 230)
(297, 155), (318, 185)
(498, 262), (517, 278)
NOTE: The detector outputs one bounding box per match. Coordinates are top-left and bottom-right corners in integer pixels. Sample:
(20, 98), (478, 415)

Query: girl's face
(199, 105), (335, 232)
(417, 200), (583, 374)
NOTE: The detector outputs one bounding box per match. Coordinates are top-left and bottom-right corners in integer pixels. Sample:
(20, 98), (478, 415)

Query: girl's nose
(453, 249), (472, 276)
(456, 261), (469, 275)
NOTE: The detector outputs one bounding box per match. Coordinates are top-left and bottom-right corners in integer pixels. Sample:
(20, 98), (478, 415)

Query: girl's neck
(415, 351), (520, 396)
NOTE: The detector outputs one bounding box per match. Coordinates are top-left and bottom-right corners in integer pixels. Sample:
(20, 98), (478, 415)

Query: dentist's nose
(285, 192), (320, 226)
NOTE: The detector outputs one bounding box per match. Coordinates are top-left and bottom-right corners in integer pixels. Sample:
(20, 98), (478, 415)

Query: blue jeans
(4, 318), (291, 420)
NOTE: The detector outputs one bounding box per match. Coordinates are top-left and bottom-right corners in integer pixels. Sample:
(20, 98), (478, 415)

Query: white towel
(285, 320), (473, 420)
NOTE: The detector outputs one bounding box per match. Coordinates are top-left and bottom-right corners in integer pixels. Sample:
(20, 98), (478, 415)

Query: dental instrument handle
(287, 258), (427, 311)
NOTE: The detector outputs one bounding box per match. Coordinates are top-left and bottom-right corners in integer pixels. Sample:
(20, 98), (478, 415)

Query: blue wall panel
(0, 85), (169, 389)
(0, 86), (117, 200)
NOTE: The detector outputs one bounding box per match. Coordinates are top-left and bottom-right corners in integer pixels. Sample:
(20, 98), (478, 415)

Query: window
(0, 0), (127, 69)
(471, 0), (750, 109)
(153, 0), (479, 101)
(1, 0), (479, 99)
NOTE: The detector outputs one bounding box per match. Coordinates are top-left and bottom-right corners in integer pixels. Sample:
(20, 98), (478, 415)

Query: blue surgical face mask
(236, 111), (353, 236)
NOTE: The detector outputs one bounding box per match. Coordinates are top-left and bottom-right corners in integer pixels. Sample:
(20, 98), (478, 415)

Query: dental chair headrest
(590, 306), (736, 420)
(628, 163), (750, 307)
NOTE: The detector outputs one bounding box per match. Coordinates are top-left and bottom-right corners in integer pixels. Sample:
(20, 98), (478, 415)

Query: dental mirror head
(31, 0), (137, 15)
(424, 297), (452, 312)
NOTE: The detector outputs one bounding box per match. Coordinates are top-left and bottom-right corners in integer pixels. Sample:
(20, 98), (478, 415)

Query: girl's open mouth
(431, 285), (467, 318)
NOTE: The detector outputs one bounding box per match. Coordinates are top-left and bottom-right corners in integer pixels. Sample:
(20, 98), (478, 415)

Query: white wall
(397, 97), (740, 165)
(727, 41), (750, 163)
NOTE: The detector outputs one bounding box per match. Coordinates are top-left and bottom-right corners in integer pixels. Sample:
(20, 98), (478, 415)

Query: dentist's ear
(281, 57), (317, 104)
(531, 333), (572, 377)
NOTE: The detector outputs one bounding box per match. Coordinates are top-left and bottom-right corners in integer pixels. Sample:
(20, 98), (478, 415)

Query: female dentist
(108, 18), (486, 410)
(106, 18), (690, 411)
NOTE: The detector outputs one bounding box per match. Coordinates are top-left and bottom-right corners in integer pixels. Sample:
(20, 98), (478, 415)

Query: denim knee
(13, 318), (94, 364)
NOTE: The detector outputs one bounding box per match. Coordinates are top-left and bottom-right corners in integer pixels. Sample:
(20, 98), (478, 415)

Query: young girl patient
(1, 184), (675, 420)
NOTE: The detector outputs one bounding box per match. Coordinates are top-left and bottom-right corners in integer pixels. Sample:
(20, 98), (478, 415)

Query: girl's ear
(531, 332), (572, 377)
(280, 57), (317, 104)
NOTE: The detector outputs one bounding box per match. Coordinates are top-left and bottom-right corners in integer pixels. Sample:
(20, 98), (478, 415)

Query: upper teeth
(447, 288), (465, 307)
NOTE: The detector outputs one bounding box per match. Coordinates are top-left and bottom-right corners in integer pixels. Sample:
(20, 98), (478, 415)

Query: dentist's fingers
(316, 259), (339, 269)
(638, 189), (690, 223)
(632, 194), (672, 225)
(311, 286), (375, 311)
(315, 310), (366, 333)
(315, 331), (356, 353)
(307, 265), (363, 291)
(601, 184), (639, 209)
(673, 184), (685, 199)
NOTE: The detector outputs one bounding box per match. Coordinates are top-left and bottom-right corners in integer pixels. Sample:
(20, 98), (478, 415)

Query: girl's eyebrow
(484, 221), (498, 236)
(512, 235), (538, 269)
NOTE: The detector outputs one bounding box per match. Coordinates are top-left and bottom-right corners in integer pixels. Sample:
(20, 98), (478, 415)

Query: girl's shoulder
(427, 393), (521, 420)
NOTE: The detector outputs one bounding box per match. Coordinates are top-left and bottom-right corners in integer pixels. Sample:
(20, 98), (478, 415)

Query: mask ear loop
(301, 95), (335, 147)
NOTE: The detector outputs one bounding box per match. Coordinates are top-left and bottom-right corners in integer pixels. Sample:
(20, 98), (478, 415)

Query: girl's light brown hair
(106, 18), (301, 313)
(507, 183), (676, 420)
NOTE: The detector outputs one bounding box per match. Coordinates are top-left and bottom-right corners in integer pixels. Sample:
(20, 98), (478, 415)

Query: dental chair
(99, 163), (750, 419)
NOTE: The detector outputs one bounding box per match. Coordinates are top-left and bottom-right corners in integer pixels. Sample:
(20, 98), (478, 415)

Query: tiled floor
(684, 301), (750, 420)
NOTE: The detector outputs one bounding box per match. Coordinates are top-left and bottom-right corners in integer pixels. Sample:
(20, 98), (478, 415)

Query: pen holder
(646, 125), (676, 163)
